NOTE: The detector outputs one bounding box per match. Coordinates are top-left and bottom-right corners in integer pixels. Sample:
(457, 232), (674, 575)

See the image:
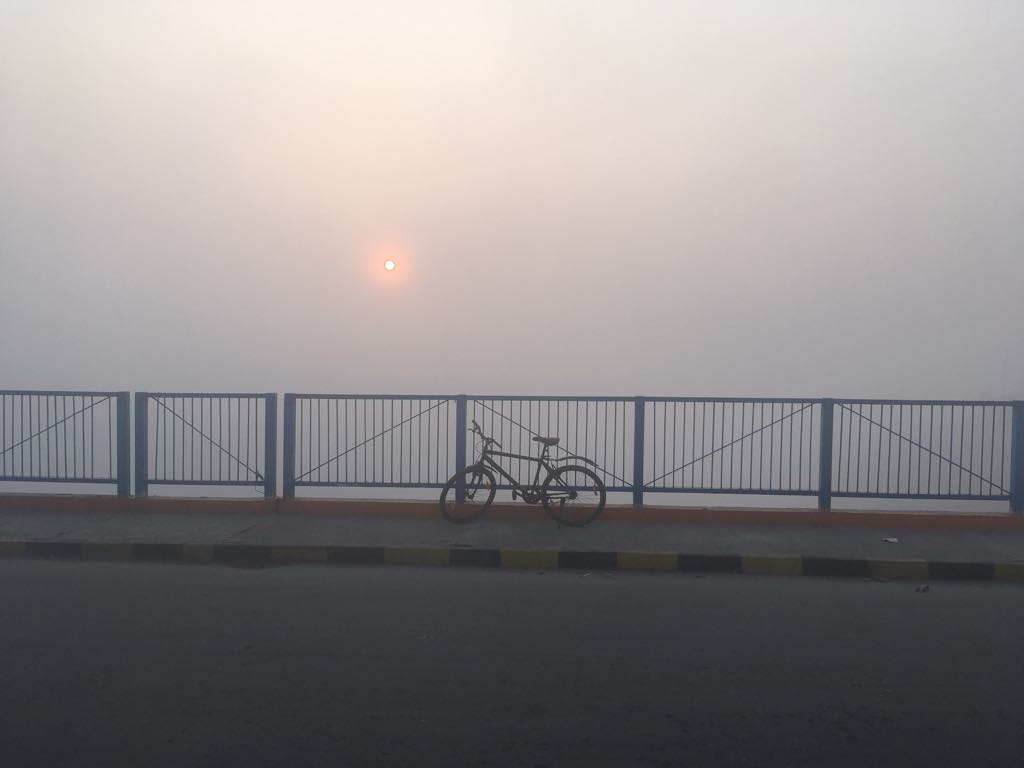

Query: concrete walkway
(2, 504), (1024, 582)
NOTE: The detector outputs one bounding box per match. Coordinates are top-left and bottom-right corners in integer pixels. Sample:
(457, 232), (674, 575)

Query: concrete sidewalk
(2, 504), (1024, 583)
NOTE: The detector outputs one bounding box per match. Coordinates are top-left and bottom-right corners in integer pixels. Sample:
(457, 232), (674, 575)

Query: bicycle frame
(469, 441), (586, 505)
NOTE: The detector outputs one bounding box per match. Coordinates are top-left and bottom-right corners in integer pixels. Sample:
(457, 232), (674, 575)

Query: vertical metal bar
(107, 396), (113, 480)
(20, 395), (26, 477)
(926, 405), (935, 494)
(896, 404), (904, 495)
(942, 405), (951, 495)
(134, 393), (149, 497)
(454, 395), (467, 501)
(87, 396), (93, 478)
(886, 403), (894, 493)
(314, 397), (321, 483)
(818, 399), (834, 511)
(204, 398), (210, 481)
(228, 397), (235, 482)
(757, 402), (764, 490)
(874, 403), (884, 494)
(32, 395), (38, 477)
(714, 402), (721, 489)
(584, 400), (589, 468)
(431, 400), (437, 484)
(187, 397), (193, 481)
(344, 399), (350, 483)
(263, 393), (277, 497)
(175, 398), (181, 482)
(632, 396), (645, 506)
(213, 397), (219, 481)
(616, 400), (622, 488)
(798, 402), (805, 490)
(876, 404), (884, 494)
(738, 402), (745, 489)
(968, 405), (977, 496)
(787, 403), (794, 490)
(303, 398), (310, 485)
(915, 405), (923, 493)
(161, 396), (169, 481)
(855, 403), (866, 493)
(115, 393), (130, 496)
(999, 406), (1007, 494)
(684, 403), (692, 487)
(197, 398), (204, 482)
(843, 404), (852, 493)
(864, 404), (873, 494)
(809, 403), (815, 492)
(155, 397), (162, 482)
(444, 399), (449, 480)
(330, 398), (336, 484)
(39, 396), (47, 478)
(988, 406), (996, 495)
(249, 397), (255, 484)
(282, 394), (297, 497)
(1010, 402), (1024, 513)
(957, 405), (965, 495)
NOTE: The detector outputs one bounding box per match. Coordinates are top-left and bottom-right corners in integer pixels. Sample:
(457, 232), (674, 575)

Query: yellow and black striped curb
(1, 540), (1023, 583)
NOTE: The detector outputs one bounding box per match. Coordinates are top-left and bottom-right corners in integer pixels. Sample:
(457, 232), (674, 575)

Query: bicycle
(439, 419), (607, 526)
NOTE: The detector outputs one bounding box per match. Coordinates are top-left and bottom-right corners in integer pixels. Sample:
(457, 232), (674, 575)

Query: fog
(2, 1), (1022, 399)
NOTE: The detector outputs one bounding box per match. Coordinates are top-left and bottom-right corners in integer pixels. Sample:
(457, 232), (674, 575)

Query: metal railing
(283, 394), (457, 496)
(831, 400), (1014, 501)
(0, 390), (130, 494)
(134, 393), (276, 497)
(467, 397), (636, 492)
(284, 394), (1023, 512)
(1, 390), (1022, 512)
(642, 398), (822, 498)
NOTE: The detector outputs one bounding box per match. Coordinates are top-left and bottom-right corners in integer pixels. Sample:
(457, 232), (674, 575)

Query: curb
(3, 494), (1024, 531)
(2, 540), (1023, 583)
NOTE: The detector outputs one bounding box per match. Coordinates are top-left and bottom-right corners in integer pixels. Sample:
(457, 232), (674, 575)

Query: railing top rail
(643, 396), (821, 404)
(142, 391), (275, 399)
(289, 393), (460, 400)
(469, 395), (637, 402)
(835, 398), (1015, 407)
(0, 389), (124, 397)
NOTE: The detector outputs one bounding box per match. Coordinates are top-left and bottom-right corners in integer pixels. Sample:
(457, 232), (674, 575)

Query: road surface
(2, 560), (1022, 767)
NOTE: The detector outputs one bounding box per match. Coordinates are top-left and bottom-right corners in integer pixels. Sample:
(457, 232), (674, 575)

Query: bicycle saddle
(532, 436), (560, 446)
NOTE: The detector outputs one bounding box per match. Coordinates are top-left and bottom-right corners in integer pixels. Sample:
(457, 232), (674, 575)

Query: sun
(383, 259), (396, 272)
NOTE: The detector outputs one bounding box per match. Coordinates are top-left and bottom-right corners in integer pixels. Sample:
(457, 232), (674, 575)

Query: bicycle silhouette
(440, 419), (607, 526)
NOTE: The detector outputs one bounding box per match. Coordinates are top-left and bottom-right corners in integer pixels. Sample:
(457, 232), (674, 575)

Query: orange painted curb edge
(1, 492), (1022, 531)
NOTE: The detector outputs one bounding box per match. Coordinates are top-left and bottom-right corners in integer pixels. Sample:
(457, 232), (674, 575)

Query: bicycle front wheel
(439, 466), (496, 524)
(542, 465), (606, 527)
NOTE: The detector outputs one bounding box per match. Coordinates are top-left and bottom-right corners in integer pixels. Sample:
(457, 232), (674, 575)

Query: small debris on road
(882, 537), (899, 544)
(915, 585), (930, 593)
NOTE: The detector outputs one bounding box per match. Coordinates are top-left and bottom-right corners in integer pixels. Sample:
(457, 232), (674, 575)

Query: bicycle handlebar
(469, 419), (500, 448)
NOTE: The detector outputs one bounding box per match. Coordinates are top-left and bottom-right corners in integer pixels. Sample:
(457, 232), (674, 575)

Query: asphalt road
(1, 561), (1022, 768)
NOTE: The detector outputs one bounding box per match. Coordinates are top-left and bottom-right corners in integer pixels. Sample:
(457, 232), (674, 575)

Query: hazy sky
(2, 1), (1022, 398)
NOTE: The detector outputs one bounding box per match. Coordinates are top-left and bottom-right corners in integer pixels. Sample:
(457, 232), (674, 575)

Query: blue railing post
(263, 393), (278, 498)
(115, 392), (131, 497)
(633, 396), (646, 506)
(282, 394), (296, 498)
(1011, 401), (1024, 514)
(454, 395), (467, 501)
(134, 393), (149, 497)
(818, 398), (834, 511)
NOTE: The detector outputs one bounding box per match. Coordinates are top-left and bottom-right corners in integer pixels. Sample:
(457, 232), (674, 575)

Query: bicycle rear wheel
(542, 465), (606, 527)
(439, 466), (496, 524)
